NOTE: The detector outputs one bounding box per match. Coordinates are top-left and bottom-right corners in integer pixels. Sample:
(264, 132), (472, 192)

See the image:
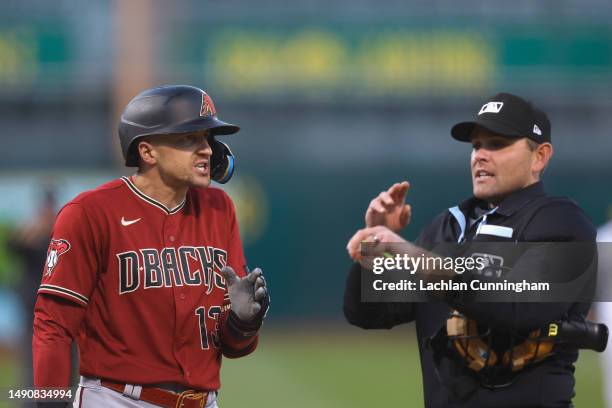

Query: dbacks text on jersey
(117, 245), (227, 295)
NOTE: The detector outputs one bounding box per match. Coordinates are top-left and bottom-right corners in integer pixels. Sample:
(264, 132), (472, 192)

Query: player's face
(150, 132), (214, 188)
(470, 127), (539, 204)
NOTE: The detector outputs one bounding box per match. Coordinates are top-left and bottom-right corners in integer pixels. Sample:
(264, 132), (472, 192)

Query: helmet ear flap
(210, 138), (235, 184)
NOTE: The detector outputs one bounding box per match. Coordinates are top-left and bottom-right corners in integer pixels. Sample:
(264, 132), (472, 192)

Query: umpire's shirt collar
(459, 181), (546, 217)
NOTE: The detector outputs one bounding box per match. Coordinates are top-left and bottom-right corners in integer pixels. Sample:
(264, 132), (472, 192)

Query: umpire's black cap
(451, 92), (551, 144)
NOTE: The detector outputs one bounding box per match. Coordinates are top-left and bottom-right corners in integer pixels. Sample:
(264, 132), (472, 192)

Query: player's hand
(365, 181), (412, 232)
(221, 266), (269, 323)
(347, 225), (407, 266)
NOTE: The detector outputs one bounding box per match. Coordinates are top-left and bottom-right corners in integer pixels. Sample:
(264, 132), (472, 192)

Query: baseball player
(32, 85), (269, 408)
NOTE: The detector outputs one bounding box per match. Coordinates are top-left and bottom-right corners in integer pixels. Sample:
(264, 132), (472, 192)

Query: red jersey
(37, 176), (248, 390)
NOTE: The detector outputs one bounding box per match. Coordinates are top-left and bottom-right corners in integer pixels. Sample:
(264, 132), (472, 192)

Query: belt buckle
(175, 390), (206, 408)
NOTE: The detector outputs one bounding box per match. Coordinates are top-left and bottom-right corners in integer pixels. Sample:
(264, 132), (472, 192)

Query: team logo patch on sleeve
(45, 239), (71, 276)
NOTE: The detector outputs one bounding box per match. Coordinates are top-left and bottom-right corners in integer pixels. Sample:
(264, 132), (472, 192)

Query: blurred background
(1, 0), (611, 406)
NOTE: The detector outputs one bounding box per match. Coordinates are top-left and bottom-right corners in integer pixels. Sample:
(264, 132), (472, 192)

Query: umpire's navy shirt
(344, 182), (596, 408)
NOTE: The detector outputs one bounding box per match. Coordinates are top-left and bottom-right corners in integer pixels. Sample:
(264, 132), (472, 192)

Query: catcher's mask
(445, 310), (554, 374)
(118, 85), (239, 184)
(426, 309), (555, 391)
(427, 309), (608, 391)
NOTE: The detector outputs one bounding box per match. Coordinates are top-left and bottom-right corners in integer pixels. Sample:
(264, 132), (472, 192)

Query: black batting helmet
(118, 85), (239, 183)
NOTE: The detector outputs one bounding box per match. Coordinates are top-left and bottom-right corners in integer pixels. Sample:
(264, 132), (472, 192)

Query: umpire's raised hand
(365, 181), (412, 232)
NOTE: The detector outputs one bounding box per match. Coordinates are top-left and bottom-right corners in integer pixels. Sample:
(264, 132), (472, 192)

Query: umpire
(344, 93), (597, 407)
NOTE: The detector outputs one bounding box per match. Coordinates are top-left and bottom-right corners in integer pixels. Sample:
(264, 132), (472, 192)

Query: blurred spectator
(7, 184), (57, 387)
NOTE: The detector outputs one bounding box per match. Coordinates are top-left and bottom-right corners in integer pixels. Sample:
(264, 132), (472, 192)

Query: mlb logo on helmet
(45, 239), (71, 276)
(200, 92), (217, 117)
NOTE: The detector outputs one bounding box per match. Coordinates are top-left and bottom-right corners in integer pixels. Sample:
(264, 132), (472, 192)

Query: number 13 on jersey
(195, 306), (222, 350)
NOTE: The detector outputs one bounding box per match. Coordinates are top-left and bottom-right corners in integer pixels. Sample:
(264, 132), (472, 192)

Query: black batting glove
(221, 266), (270, 336)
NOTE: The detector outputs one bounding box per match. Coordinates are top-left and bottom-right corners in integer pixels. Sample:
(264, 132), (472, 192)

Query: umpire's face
(470, 126), (546, 204)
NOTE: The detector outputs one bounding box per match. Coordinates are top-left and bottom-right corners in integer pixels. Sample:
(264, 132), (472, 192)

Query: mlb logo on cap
(479, 102), (504, 115)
